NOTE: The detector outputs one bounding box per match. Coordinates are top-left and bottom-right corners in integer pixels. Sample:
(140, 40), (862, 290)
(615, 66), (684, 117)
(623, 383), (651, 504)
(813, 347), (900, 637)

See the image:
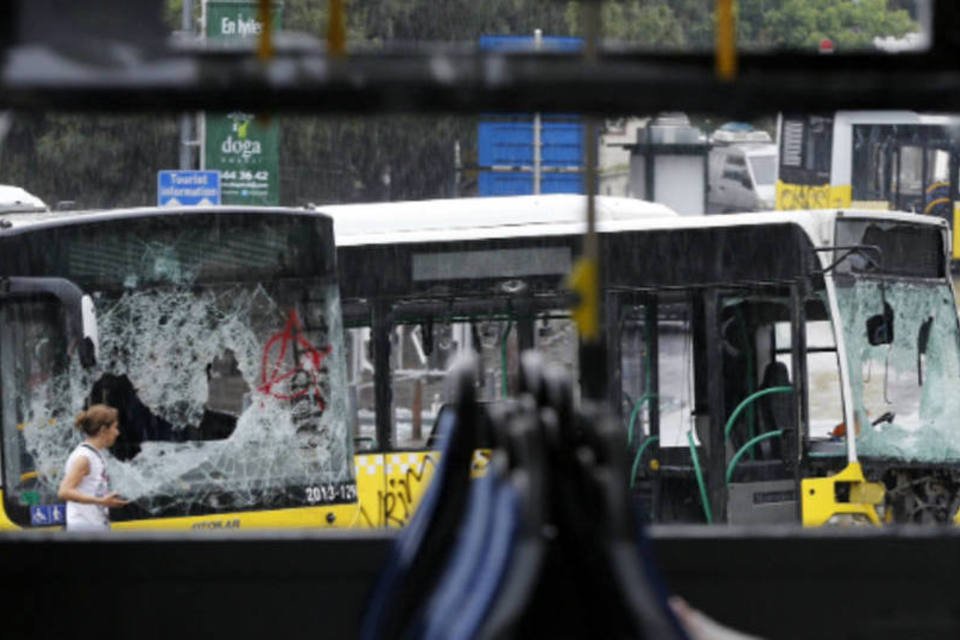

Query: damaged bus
(0, 206), (358, 531)
(328, 195), (676, 527)
(331, 197), (960, 526)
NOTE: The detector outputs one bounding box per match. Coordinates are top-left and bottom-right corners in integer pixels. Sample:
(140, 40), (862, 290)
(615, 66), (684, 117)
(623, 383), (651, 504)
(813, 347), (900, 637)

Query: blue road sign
(157, 170), (221, 206)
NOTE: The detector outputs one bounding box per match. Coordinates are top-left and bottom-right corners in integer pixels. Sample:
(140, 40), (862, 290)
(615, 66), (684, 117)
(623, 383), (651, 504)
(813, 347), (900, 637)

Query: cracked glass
(0, 212), (354, 523)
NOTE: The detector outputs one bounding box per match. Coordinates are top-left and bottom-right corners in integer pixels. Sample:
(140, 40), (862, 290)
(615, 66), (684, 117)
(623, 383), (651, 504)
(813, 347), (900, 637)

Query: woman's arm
(57, 456), (97, 504)
(57, 456), (129, 507)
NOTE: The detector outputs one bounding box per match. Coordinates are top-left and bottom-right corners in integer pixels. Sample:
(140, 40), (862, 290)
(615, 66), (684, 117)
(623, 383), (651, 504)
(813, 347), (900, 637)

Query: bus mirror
(866, 302), (895, 346)
(0, 277), (97, 368)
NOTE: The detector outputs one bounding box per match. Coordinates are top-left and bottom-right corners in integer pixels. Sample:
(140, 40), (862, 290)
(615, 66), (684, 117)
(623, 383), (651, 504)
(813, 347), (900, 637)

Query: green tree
(762, 0), (916, 50)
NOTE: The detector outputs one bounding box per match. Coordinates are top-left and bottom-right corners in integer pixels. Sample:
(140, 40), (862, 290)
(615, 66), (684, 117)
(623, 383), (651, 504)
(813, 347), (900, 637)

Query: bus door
(0, 277), (98, 529)
(609, 290), (705, 522)
(715, 285), (804, 525)
(345, 296), (523, 528)
(887, 135), (955, 218)
(608, 291), (661, 519)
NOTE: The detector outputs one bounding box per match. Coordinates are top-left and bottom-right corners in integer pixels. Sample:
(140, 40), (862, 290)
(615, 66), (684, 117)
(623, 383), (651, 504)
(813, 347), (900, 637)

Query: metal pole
(577, 1), (605, 401)
(198, 0), (208, 170)
(533, 29), (543, 195)
(583, 5), (600, 273)
(179, 0), (195, 170)
(453, 139), (461, 197)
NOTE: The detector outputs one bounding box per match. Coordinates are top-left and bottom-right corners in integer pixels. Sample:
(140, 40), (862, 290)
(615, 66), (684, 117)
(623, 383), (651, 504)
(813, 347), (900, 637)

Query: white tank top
(64, 443), (110, 531)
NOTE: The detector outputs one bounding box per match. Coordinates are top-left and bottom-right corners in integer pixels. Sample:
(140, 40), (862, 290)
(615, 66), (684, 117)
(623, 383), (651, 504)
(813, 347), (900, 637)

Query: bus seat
(758, 361), (793, 459)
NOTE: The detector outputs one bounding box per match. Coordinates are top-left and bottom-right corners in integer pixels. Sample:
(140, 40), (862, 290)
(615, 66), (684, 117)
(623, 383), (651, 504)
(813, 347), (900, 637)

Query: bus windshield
(833, 219), (960, 462)
(0, 211), (354, 524)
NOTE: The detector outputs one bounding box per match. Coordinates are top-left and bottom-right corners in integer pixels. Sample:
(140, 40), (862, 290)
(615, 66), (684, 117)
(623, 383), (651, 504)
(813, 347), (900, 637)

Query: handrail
(687, 431), (713, 524)
(627, 393), (656, 447)
(725, 430), (784, 484)
(723, 386), (792, 440)
(629, 435), (659, 489)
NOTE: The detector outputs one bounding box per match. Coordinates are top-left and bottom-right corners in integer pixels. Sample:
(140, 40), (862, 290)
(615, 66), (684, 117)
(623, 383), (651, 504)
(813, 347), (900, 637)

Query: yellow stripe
(953, 204), (960, 261)
(327, 0), (347, 57)
(257, 0), (273, 61)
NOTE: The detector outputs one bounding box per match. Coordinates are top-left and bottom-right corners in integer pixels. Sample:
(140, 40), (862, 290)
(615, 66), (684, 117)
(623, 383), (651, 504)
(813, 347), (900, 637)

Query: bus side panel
(352, 449), (488, 528)
(376, 451), (440, 529)
(353, 453), (390, 528)
(776, 181), (851, 211)
(353, 452), (444, 529)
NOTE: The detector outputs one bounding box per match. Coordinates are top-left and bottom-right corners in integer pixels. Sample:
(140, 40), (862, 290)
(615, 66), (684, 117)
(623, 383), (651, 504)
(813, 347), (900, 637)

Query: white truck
(707, 127), (777, 213)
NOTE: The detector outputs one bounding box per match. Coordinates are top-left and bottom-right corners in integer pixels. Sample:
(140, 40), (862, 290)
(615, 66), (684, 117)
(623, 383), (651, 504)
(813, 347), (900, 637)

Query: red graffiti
(258, 309), (332, 409)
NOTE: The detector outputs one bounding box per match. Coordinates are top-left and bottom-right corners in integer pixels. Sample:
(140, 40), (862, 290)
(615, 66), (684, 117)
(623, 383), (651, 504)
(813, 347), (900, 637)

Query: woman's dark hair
(74, 404), (118, 437)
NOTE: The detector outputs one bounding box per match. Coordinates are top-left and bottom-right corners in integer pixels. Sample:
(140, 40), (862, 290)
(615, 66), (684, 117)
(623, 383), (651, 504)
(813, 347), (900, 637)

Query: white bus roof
(0, 205), (326, 233)
(319, 195), (677, 244)
(331, 201), (948, 253)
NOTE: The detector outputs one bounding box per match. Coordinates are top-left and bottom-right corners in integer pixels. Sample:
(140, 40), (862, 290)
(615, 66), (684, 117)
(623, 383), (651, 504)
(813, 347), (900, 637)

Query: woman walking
(57, 404), (128, 530)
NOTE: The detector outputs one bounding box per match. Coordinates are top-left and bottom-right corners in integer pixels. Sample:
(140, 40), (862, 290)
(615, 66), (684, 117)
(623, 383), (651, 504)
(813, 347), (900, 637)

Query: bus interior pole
(578, 0), (606, 401)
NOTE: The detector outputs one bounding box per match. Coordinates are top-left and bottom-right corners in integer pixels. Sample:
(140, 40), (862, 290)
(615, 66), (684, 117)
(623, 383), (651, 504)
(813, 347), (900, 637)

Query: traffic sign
(157, 170), (221, 206)
(29, 503), (65, 527)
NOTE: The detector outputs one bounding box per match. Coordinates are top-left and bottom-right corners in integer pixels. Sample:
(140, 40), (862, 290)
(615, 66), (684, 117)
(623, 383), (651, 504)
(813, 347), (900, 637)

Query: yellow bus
(0, 206), (361, 531)
(776, 111), (960, 261)
(330, 196), (960, 526)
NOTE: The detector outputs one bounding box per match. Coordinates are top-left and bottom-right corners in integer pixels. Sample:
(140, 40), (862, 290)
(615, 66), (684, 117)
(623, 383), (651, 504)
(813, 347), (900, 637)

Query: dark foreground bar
(2, 526), (958, 639)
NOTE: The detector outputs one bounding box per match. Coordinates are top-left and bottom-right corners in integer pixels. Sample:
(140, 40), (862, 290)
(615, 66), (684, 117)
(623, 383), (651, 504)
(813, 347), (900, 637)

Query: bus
(326, 195), (677, 527)
(328, 196), (960, 526)
(776, 111), (960, 261)
(0, 206), (359, 531)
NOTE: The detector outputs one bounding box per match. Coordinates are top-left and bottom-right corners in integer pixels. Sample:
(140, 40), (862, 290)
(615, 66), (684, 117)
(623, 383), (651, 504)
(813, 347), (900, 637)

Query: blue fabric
(450, 482), (520, 640)
(418, 471), (497, 640)
(359, 408), (457, 640)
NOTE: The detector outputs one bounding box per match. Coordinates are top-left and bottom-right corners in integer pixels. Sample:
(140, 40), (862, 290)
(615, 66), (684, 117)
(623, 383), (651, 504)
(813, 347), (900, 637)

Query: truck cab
(708, 126), (778, 213)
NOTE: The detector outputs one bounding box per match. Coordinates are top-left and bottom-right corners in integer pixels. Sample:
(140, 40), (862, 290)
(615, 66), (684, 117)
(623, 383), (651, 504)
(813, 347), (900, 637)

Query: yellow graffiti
(776, 181), (851, 211)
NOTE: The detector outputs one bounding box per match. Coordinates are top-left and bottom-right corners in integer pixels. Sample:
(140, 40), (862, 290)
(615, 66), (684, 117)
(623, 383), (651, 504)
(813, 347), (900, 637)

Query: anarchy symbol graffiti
(258, 309), (332, 410)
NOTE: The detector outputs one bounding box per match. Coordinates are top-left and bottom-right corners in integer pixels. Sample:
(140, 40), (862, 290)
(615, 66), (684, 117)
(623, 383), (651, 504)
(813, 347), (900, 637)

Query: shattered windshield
(836, 278), (960, 462)
(0, 212), (354, 522)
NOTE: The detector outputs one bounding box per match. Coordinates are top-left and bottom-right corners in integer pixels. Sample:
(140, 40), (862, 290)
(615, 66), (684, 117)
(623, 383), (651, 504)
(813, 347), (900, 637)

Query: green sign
(204, 0), (283, 40)
(203, 1), (283, 205)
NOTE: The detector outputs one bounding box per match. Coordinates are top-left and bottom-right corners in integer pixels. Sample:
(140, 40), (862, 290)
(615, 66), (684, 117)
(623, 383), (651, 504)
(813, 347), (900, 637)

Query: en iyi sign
(203, 1), (283, 205)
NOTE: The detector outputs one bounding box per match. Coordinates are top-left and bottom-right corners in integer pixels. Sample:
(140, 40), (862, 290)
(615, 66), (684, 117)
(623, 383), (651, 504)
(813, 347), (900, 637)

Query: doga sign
(203, 1), (283, 205)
